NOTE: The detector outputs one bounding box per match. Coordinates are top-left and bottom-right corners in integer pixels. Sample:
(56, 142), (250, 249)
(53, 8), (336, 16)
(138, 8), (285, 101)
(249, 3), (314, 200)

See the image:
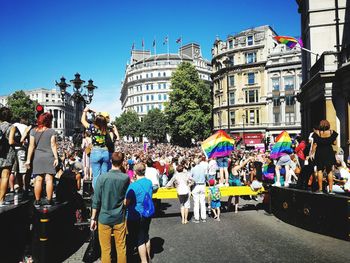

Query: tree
(164, 62), (212, 146)
(142, 108), (167, 142)
(6, 90), (37, 123)
(114, 110), (141, 141)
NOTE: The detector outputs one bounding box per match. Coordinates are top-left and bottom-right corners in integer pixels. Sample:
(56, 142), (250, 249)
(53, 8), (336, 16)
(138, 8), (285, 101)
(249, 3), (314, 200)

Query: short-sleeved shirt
(92, 169), (130, 225)
(88, 124), (106, 148)
(126, 177), (153, 221)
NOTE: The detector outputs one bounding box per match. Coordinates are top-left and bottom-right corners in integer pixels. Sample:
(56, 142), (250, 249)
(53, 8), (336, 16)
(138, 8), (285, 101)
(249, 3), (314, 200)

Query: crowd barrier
(153, 186), (265, 199)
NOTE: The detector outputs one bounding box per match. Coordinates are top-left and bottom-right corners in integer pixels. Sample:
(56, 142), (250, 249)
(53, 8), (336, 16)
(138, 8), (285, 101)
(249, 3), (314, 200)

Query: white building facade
(120, 43), (212, 118)
(265, 44), (302, 137)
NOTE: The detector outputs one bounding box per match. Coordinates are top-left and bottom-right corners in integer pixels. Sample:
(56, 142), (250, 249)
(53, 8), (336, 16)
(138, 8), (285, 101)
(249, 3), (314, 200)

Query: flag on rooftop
(176, 37), (182, 43)
(201, 130), (235, 159)
(163, 36), (168, 45)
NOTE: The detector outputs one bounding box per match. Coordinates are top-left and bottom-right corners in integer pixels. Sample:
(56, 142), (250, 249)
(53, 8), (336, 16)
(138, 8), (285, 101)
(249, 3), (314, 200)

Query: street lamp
(55, 73), (97, 144)
(242, 113), (246, 147)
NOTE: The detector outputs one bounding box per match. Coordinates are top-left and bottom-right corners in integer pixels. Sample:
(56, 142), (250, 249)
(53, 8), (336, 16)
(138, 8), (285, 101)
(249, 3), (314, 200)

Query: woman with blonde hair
(26, 112), (58, 206)
(310, 120), (338, 194)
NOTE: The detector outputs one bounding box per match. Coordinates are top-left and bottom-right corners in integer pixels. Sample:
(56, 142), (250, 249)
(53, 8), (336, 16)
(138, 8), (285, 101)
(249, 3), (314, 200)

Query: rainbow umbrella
(270, 131), (293, 159)
(273, 36), (303, 49)
(201, 130), (235, 159)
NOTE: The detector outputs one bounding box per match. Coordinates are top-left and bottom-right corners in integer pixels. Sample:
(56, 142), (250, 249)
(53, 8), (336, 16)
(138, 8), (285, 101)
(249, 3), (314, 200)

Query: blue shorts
(211, 200), (221, 209)
(217, 157), (229, 168)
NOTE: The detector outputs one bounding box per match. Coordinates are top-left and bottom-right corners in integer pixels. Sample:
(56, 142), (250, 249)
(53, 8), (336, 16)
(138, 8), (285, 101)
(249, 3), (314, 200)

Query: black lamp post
(55, 73), (97, 144)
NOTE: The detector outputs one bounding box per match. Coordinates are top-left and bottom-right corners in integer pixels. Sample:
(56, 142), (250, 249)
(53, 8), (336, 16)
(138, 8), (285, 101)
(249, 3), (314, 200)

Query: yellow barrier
(152, 186), (265, 199)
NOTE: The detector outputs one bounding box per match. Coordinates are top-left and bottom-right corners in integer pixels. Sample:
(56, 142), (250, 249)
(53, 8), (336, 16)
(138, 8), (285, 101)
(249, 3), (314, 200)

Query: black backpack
(0, 123), (10, 157)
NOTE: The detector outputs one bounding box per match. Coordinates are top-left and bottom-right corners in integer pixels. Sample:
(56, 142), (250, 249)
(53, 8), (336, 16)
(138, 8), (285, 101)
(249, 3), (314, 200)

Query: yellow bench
(153, 186), (265, 199)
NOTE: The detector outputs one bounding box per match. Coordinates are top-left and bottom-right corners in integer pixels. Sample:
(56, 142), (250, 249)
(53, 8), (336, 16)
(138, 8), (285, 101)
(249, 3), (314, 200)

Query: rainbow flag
(263, 164), (275, 180)
(270, 131), (293, 159)
(201, 130), (235, 159)
(273, 36), (303, 49)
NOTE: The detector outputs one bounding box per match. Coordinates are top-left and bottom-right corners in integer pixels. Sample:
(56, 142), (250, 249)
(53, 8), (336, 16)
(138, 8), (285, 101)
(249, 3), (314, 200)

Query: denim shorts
(217, 157), (229, 168)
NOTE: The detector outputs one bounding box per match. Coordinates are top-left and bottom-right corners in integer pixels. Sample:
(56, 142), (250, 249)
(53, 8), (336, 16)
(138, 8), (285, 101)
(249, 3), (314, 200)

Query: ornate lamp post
(55, 73), (97, 143)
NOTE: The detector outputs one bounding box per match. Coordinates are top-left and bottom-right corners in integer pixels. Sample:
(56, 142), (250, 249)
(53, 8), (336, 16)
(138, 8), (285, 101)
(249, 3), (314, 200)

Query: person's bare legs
(327, 170), (333, 192)
(234, 196), (239, 213)
(184, 208), (189, 224)
(34, 175), (43, 201)
(180, 206), (185, 224)
(275, 165), (281, 185)
(219, 168), (224, 184)
(138, 244), (148, 263)
(0, 168), (10, 203)
(146, 239), (151, 262)
(223, 167), (229, 185)
(45, 174), (53, 201)
(317, 170), (323, 191)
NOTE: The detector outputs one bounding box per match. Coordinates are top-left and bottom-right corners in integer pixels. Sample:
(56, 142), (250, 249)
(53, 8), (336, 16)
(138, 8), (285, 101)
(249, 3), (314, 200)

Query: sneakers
(42, 199), (54, 207)
(328, 191), (335, 195)
(272, 182), (281, 187)
(315, 190), (323, 194)
(284, 183), (289, 188)
(224, 183), (229, 187)
(216, 218), (221, 222)
(201, 219), (206, 223)
(33, 200), (41, 208)
(192, 219), (200, 224)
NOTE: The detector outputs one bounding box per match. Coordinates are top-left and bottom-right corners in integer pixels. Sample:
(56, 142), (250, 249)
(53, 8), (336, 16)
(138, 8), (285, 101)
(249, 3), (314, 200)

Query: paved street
(65, 197), (349, 263)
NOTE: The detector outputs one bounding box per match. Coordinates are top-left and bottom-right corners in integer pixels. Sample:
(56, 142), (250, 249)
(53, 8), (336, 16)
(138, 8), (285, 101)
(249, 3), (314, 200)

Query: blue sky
(0, 0), (300, 118)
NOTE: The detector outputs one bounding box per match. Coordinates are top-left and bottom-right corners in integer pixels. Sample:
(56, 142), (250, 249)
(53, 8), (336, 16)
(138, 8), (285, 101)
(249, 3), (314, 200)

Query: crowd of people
(1, 104), (350, 262)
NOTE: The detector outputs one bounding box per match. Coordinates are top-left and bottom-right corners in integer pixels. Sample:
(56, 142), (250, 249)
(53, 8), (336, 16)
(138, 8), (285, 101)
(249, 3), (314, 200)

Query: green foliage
(6, 90), (37, 123)
(141, 108), (167, 142)
(164, 62), (212, 146)
(114, 110), (141, 140)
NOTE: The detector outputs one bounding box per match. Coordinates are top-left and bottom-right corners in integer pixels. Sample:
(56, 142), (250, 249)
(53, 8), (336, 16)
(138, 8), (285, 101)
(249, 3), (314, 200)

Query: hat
(99, 112), (110, 119)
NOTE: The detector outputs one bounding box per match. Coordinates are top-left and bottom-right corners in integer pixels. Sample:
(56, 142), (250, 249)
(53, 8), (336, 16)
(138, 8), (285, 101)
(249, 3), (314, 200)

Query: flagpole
(297, 46), (320, 60)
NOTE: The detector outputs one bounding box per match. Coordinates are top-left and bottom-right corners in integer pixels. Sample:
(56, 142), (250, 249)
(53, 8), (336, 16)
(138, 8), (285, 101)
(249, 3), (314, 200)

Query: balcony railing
(214, 121), (301, 130)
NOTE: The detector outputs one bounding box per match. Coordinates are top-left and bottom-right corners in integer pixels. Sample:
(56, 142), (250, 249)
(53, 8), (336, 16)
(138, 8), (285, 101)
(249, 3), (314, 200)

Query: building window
(163, 94), (167, 100)
(151, 105), (154, 109)
(272, 78), (280, 91)
(146, 73), (149, 78)
(163, 72), (166, 77)
(273, 97), (281, 106)
(151, 84), (154, 90)
(284, 76), (294, 90)
(137, 97), (139, 102)
(248, 73), (255, 85)
(229, 76), (235, 87)
(46, 94), (49, 98)
(249, 110), (255, 124)
(163, 83), (166, 89)
(228, 40), (233, 49)
(228, 56), (234, 66)
(159, 104), (162, 110)
(146, 95), (149, 101)
(286, 113), (295, 124)
(158, 94), (162, 101)
(151, 95), (154, 101)
(147, 105), (150, 112)
(274, 113), (280, 124)
(158, 83), (161, 89)
(286, 95), (295, 106)
(229, 92), (235, 105)
(247, 35), (253, 46)
(245, 90), (259, 103)
(158, 72), (161, 77)
(137, 106), (140, 113)
(246, 52), (256, 64)
(228, 111), (235, 126)
(150, 73), (153, 78)
(140, 106), (143, 112)
(146, 84), (149, 91)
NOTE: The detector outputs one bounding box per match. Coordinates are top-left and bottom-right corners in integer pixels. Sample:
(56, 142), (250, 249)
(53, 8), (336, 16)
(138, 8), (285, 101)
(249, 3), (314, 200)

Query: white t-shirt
(145, 167), (159, 187)
(208, 159), (218, 176)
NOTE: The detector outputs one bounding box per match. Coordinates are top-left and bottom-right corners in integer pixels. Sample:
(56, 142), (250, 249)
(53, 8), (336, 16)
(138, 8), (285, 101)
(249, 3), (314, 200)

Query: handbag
(82, 229), (101, 263)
